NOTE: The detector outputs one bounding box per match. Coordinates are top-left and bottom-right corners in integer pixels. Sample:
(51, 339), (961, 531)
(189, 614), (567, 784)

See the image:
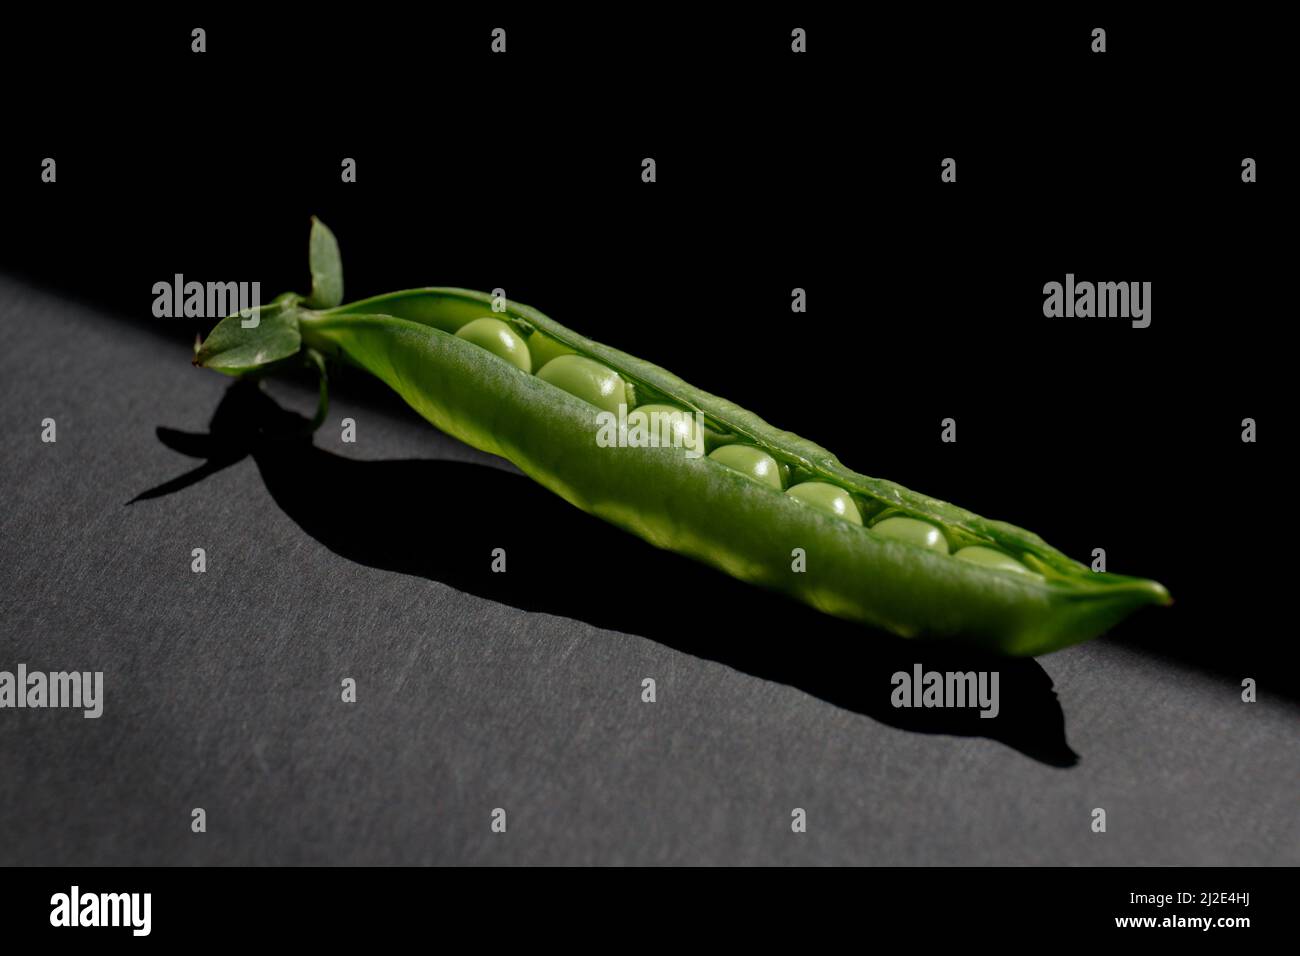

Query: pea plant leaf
(193, 293), (304, 376)
(306, 216), (343, 308)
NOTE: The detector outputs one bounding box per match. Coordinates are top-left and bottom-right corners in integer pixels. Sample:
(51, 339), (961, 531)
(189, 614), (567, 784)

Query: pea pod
(195, 219), (1170, 656)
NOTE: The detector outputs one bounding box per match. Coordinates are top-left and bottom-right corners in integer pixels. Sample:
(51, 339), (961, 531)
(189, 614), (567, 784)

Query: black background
(2, 10), (1287, 694)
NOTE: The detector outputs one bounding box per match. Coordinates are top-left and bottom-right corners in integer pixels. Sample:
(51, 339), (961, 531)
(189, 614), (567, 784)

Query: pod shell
(301, 308), (1168, 656)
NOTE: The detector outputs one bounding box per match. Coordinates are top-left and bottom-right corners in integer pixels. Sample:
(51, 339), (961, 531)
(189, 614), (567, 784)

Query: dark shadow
(135, 381), (1079, 767)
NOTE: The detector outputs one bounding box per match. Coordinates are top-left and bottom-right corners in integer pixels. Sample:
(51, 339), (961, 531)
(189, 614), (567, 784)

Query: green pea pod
(195, 219), (1170, 656)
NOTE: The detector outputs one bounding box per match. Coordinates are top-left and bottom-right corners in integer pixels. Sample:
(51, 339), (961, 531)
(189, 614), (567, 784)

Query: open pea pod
(196, 219), (1170, 656)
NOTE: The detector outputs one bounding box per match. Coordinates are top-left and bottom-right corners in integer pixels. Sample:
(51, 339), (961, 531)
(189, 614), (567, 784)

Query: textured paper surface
(1, 276), (1295, 865)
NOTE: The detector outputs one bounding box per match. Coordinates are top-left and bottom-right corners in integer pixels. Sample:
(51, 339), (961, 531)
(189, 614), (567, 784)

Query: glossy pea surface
(537, 355), (628, 414)
(786, 482), (863, 524)
(954, 545), (1037, 576)
(709, 444), (784, 489)
(528, 331), (576, 370)
(871, 516), (948, 553)
(455, 317), (532, 373)
(629, 403), (703, 454)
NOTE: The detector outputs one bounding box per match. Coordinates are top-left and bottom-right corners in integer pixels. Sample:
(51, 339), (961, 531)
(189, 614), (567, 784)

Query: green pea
(871, 516), (948, 553)
(954, 546), (1037, 576)
(786, 482), (862, 524)
(455, 317), (532, 373)
(537, 354), (628, 414)
(528, 331), (576, 370)
(629, 403), (704, 455)
(709, 444), (784, 489)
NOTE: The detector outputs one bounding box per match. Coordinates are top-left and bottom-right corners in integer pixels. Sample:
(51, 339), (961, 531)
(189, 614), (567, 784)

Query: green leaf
(306, 217), (343, 308)
(194, 294), (303, 375)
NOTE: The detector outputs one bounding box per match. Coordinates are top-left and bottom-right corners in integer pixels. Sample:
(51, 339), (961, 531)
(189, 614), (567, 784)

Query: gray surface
(1, 275), (1296, 866)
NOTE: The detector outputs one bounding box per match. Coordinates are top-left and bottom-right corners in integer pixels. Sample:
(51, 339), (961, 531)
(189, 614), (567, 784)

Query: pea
(628, 403), (703, 454)
(786, 482), (862, 524)
(871, 516), (949, 553)
(455, 317), (532, 373)
(536, 354), (628, 414)
(709, 444), (784, 489)
(528, 331), (576, 370)
(954, 545), (1037, 576)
